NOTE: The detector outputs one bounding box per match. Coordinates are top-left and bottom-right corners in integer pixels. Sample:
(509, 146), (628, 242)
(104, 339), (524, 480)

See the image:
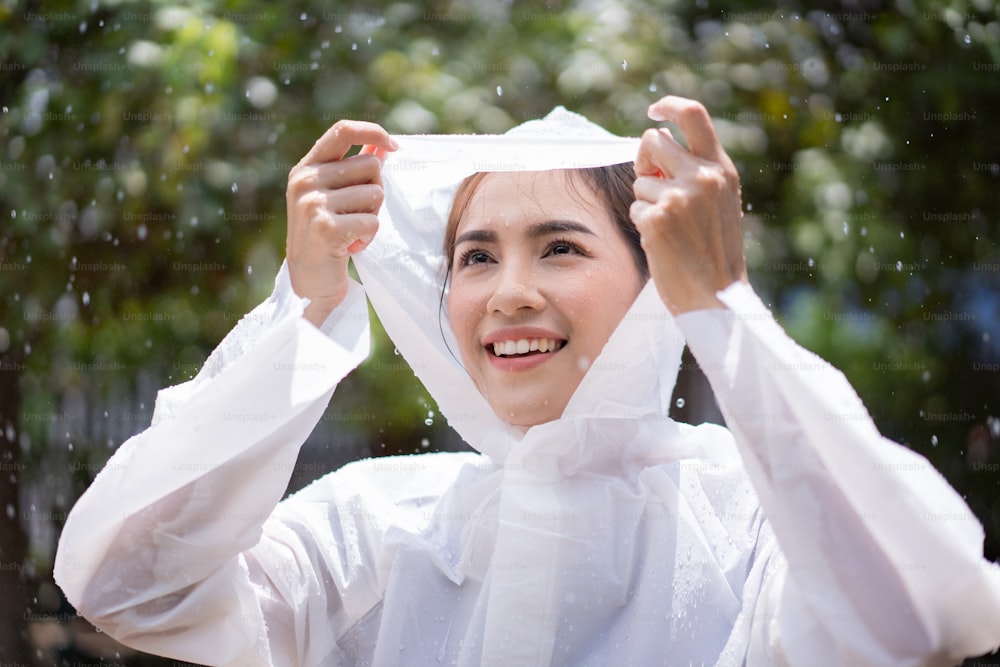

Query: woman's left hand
(630, 96), (748, 315)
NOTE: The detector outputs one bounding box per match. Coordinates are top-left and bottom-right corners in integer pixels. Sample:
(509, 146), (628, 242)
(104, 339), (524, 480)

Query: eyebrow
(454, 219), (596, 247)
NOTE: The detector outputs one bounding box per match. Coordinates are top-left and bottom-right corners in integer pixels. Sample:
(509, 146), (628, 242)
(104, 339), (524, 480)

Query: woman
(55, 96), (1000, 666)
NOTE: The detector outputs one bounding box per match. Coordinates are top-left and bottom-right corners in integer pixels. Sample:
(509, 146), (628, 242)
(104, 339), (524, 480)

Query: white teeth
(491, 338), (563, 357)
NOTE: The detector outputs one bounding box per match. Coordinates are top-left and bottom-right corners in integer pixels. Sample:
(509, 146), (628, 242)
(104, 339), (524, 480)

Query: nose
(486, 261), (545, 316)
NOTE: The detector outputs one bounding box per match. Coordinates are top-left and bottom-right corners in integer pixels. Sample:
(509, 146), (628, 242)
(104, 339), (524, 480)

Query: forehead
(457, 170), (609, 232)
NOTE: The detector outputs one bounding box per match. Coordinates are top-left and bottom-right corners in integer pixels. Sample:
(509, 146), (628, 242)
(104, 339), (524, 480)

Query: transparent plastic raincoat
(55, 109), (1000, 666)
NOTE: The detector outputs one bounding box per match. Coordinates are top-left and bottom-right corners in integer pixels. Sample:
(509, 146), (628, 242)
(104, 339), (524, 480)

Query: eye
(545, 238), (585, 257)
(458, 248), (493, 267)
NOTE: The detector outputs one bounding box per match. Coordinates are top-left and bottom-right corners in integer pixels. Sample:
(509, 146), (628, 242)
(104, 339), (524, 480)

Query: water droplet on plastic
(420, 438), (430, 449)
(496, 85), (503, 96)
(675, 397), (685, 408)
(963, 34), (971, 44)
(649, 82), (658, 92)
(621, 59), (628, 71)
(231, 182), (238, 193)
(393, 347), (400, 355)
(82, 291), (90, 306)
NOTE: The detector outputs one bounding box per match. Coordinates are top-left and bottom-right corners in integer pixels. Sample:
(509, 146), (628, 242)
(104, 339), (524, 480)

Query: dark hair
(442, 163), (648, 283)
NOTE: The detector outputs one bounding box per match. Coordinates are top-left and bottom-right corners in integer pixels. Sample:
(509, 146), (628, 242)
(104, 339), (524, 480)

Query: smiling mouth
(488, 338), (567, 357)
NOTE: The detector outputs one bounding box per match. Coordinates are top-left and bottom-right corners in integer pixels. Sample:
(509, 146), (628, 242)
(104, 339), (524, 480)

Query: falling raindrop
(6, 504), (14, 520)
(895, 261), (903, 271)
(675, 397), (685, 409)
(963, 34), (972, 44)
(649, 82), (658, 92)
(420, 438), (430, 449)
(137, 223), (147, 240)
(231, 182), (238, 193)
(931, 435), (938, 447)
(82, 291), (90, 306)
(247, 265), (253, 276)
(621, 59), (628, 71)
(496, 85), (503, 96)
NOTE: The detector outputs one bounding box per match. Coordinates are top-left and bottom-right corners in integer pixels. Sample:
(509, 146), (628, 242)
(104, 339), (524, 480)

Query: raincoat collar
(352, 108), (685, 465)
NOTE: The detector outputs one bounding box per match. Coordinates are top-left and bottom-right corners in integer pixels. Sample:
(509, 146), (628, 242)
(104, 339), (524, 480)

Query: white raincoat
(55, 109), (1000, 666)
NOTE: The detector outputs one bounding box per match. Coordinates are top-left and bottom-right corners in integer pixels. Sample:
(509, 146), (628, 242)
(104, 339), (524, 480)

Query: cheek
(447, 283), (478, 355)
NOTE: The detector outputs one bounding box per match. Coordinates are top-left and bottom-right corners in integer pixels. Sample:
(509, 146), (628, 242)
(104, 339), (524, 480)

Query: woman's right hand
(286, 120), (398, 327)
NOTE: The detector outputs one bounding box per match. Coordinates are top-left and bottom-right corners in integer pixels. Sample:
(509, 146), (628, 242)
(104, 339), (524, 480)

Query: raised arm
(632, 95), (1000, 665)
(54, 121), (395, 665)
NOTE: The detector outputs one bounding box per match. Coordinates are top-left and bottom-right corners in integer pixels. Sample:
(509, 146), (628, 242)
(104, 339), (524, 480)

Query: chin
(490, 400), (564, 429)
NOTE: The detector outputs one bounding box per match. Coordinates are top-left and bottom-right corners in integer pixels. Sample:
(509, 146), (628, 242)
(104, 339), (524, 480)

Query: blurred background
(1, 0), (999, 664)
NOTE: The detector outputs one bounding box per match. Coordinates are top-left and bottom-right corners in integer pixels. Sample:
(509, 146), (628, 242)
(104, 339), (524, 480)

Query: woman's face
(447, 170), (645, 428)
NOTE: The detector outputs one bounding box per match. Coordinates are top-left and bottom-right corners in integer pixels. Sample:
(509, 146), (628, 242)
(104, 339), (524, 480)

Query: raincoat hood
(352, 108), (687, 465)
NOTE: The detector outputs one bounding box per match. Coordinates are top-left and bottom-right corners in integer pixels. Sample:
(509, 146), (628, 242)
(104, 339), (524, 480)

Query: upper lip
(481, 326), (567, 347)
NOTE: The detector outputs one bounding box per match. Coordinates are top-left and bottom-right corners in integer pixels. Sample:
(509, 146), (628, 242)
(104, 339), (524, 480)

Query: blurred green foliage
(1, 0), (998, 663)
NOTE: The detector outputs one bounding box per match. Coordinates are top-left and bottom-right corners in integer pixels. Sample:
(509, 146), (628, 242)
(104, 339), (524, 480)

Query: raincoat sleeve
(53, 261), (372, 666)
(673, 281), (1000, 667)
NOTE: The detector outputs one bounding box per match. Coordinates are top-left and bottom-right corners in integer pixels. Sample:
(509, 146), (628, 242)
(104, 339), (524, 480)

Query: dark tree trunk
(0, 354), (29, 662)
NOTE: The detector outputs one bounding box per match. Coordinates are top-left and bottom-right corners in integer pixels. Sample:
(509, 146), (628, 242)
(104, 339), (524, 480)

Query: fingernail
(389, 137), (400, 150)
(648, 107), (666, 122)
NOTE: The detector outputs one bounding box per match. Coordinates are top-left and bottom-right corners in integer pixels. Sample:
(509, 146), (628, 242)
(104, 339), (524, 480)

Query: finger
(634, 127), (692, 179)
(309, 212), (380, 255)
(360, 143), (393, 163)
(306, 154), (384, 190)
(632, 173), (677, 205)
(324, 183), (384, 215)
(303, 120), (398, 165)
(629, 199), (660, 231)
(647, 96), (726, 163)
(339, 213), (380, 254)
